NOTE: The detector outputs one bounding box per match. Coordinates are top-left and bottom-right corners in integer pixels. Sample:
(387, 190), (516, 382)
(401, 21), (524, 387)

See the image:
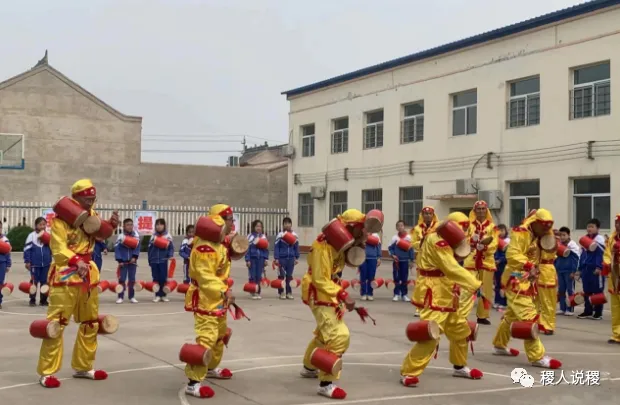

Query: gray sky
(0, 0), (585, 165)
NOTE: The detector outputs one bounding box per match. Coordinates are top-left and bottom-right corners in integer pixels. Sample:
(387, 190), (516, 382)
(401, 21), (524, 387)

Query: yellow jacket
(184, 236), (231, 316)
(537, 249), (558, 288)
(48, 209), (100, 288)
(411, 210), (438, 267)
(501, 226), (541, 294)
(603, 230), (619, 294)
(301, 239), (346, 307)
(464, 219), (498, 272)
(412, 232), (481, 312)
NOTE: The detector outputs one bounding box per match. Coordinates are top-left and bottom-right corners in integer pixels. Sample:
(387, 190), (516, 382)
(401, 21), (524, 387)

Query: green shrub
(6, 226), (34, 252)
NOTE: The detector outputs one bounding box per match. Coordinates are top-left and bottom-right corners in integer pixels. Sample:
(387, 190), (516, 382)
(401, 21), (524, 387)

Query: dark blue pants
(558, 272), (575, 313)
(29, 265), (50, 304)
(0, 262), (7, 304)
(249, 257), (264, 294)
(183, 259), (190, 284)
(360, 258), (378, 296)
(94, 257), (103, 273)
(150, 262), (168, 297)
(392, 260), (409, 296)
(582, 268), (605, 316)
(277, 258), (295, 295)
(118, 263), (137, 299)
(494, 267), (507, 306)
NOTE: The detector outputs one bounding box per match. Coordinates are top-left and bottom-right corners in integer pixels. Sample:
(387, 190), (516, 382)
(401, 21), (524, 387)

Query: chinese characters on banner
(134, 211), (157, 235)
(41, 208), (55, 232)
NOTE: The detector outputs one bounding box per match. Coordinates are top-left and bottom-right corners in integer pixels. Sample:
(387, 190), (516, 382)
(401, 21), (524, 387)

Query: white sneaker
(162, 297), (170, 302)
(299, 367), (318, 378)
(153, 296), (161, 303)
(252, 294), (259, 300)
(414, 311), (420, 317)
(393, 295), (401, 302)
(564, 311), (574, 316)
(453, 367), (483, 379)
(556, 310), (565, 315)
(361, 295), (368, 301)
(286, 294), (294, 300)
(279, 294), (286, 300)
(130, 298), (139, 304)
(317, 383), (347, 399)
(367, 296), (374, 301)
(402, 295), (411, 302)
(115, 298), (123, 304)
(185, 383), (214, 398)
(531, 355), (562, 369)
(256, 295), (262, 300)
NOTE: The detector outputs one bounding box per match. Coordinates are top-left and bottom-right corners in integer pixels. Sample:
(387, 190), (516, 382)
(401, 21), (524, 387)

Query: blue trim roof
(282, 0), (620, 98)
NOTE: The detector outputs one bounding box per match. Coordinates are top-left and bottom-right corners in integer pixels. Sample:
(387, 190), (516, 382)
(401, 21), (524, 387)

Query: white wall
(286, 6), (620, 246)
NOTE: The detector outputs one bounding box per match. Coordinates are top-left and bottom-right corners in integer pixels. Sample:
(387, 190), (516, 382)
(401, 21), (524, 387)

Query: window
(452, 90), (477, 136)
(301, 124), (315, 157)
(364, 110), (384, 149)
(399, 186), (423, 227)
(571, 62), (611, 119)
(331, 117), (349, 154)
(298, 193), (314, 227)
(508, 77), (540, 128)
(329, 191), (348, 218)
(401, 102), (424, 143)
(508, 181), (540, 227)
(361, 189), (382, 212)
(573, 177), (610, 229)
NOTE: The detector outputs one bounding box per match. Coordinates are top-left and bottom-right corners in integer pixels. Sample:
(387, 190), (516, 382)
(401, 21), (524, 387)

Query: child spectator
(246, 219), (269, 300)
(115, 218), (141, 304)
(388, 220), (414, 302)
(555, 226), (580, 316)
(23, 217), (52, 307)
(0, 222), (12, 310)
(360, 233), (381, 301)
(180, 225), (195, 284)
(93, 238), (108, 272)
(577, 218), (606, 320)
(148, 218), (174, 303)
(493, 224), (509, 310)
(273, 217), (300, 300)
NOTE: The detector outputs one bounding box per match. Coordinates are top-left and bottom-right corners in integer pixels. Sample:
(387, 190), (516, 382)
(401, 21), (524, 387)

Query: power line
(142, 134), (286, 144)
(142, 139), (242, 143)
(142, 149), (242, 153)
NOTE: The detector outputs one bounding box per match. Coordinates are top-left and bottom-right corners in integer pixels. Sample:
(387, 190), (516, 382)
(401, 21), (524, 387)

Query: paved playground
(1, 252), (618, 405)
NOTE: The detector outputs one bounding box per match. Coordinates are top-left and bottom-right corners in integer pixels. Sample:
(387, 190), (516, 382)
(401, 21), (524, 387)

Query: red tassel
(231, 303), (251, 321)
(355, 307), (376, 325)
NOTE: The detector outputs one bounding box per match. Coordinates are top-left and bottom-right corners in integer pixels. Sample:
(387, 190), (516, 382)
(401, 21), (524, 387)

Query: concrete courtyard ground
(1, 252), (618, 405)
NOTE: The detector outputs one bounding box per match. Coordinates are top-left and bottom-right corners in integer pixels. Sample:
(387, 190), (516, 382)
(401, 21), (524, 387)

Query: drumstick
(354, 307), (376, 325)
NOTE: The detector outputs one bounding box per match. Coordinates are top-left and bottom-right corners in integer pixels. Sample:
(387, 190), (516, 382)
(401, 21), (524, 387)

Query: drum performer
(534, 248), (558, 335)
(401, 212), (483, 387)
(37, 179), (119, 388)
(299, 209), (371, 400)
(491, 209), (562, 369)
(410, 207), (439, 316)
(602, 213), (620, 344)
(463, 201), (498, 325)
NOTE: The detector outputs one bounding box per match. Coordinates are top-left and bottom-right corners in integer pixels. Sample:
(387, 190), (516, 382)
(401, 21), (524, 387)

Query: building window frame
(572, 177), (611, 229)
(301, 124), (315, 158)
(401, 101), (424, 144)
(452, 89), (477, 136)
(329, 191), (348, 218)
(361, 188), (382, 212)
(399, 186), (424, 227)
(298, 193), (314, 227)
(570, 62), (611, 120)
(363, 110), (384, 149)
(331, 117), (349, 154)
(507, 76), (540, 128)
(508, 180), (540, 227)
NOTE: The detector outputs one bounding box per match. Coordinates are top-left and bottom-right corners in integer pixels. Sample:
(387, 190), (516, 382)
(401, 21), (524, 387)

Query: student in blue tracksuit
(179, 225), (195, 284)
(115, 218), (141, 304)
(0, 222), (12, 310)
(148, 218), (174, 303)
(493, 224), (508, 309)
(273, 217), (300, 300)
(93, 238), (108, 272)
(555, 226), (580, 316)
(359, 232), (381, 301)
(23, 217), (52, 307)
(388, 220), (414, 302)
(245, 219), (269, 300)
(577, 218), (606, 320)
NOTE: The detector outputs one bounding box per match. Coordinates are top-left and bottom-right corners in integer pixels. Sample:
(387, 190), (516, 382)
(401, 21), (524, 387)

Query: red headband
(474, 201), (487, 209)
(218, 206), (233, 217)
(422, 207), (434, 214)
(73, 187), (96, 197)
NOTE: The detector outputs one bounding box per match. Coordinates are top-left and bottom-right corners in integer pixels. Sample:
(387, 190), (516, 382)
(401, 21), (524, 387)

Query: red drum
(345, 246), (366, 267)
(321, 219), (355, 253)
(260, 277), (270, 287)
(310, 348), (342, 375)
(589, 293), (607, 306)
(282, 232), (297, 245)
(82, 215), (102, 235)
(556, 244), (570, 258)
(371, 278), (384, 288)
(177, 283), (190, 294)
(93, 220), (115, 240)
(566, 293), (585, 307)
(436, 221), (471, 258)
(384, 279), (394, 289)
(97, 315), (119, 334)
(121, 235), (140, 249)
(40, 285), (49, 295)
(0, 282), (13, 296)
(406, 320), (440, 342)
(163, 280), (178, 294)
(144, 281), (160, 293)
(255, 237), (269, 250)
(222, 328), (233, 347)
(243, 283), (259, 294)
(153, 236), (170, 250)
(270, 279), (286, 289)
(38, 231), (51, 245)
(133, 281), (144, 292)
(227, 278), (235, 288)
(540, 234), (557, 252)
(366, 235), (380, 246)
(195, 216), (226, 243)
(467, 320), (479, 342)
(53, 196), (89, 228)
(364, 209), (385, 233)
(579, 235), (597, 252)
(108, 281), (124, 294)
(291, 278), (301, 288)
(30, 319), (62, 339)
(397, 239), (412, 251)
(350, 279), (361, 291)
(0, 241), (11, 255)
(498, 238), (508, 252)
(19, 281), (37, 295)
(97, 280), (110, 293)
(179, 344), (212, 366)
(230, 234), (249, 260)
(510, 321), (539, 340)
(340, 279), (350, 290)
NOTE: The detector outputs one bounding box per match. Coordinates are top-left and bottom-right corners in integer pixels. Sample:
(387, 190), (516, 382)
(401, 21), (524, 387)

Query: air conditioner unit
(281, 144), (295, 158)
(455, 178), (478, 194)
(310, 186), (326, 200)
(478, 190), (503, 210)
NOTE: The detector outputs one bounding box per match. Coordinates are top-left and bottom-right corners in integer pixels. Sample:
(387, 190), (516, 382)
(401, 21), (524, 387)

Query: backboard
(0, 133), (25, 169)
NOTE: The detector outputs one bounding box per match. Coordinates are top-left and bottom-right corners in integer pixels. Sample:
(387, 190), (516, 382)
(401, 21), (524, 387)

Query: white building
(282, 0), (620, 248)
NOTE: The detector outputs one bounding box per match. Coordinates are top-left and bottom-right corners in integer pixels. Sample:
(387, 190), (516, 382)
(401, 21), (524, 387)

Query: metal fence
(0, 201), (289, 237)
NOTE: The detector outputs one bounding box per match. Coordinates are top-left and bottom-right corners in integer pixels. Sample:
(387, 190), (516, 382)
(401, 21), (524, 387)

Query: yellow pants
(492, 290), (545, 362)
(184, 314), (228, 381)
(302, 305), (350, 382)
(610, 293), (620, 342)
(37, 285), (100, 376)
(401, 308), (469, 377)
(535, 286), (557, 332)
(458, 269), (492, 319)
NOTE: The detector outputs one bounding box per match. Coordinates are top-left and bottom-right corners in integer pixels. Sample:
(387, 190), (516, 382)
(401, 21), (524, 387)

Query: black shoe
(543, 330), (554, 336)
(40, 302), (48, 307)
(29, 302), (37, 307)
(477, 318), (491, 325)
(577, 312), (592, 319)
(0, 304), (2, 310)
(608, 339), (620, 344)
(591, 315), (602, 320)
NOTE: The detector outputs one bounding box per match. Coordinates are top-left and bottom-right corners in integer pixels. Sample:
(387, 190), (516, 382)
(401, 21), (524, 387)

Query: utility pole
(242, 136), (247, 152)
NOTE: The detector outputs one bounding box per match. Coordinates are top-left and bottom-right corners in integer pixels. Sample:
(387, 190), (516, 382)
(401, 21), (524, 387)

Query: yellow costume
(410, 207), (439, 317)
(37, 179), (106, 388)
(491, 209), (561, 369)
(402, 212), (482, 385)
(463, 201), (498, 321)
(535, 249), (558, 333)
(602, 213), (620, 344)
